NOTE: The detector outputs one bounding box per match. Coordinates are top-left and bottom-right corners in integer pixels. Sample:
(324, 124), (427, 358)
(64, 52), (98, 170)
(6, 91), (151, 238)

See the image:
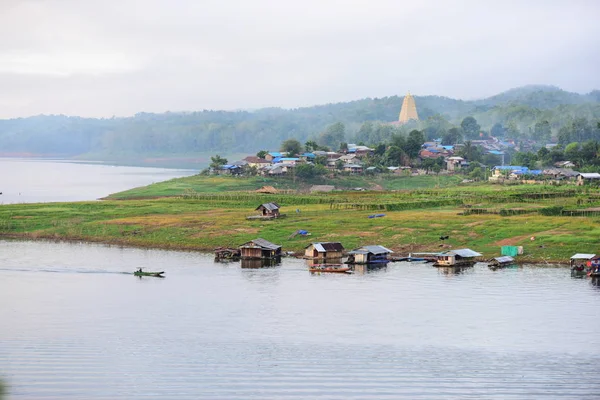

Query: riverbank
(1, 180), (599, 262)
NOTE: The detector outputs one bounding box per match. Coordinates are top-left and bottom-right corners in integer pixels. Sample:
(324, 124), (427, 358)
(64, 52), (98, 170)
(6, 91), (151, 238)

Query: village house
(576, 173), (600, 186)
(489, 166), (528, 180)
(347, 245), (393, 264)
(264, 152), (282, 162)
(343, 164), (364, 174)
(541, 168), (578, 181)
(555, 161), (576, 168)
(243, 156), (271, 168)
(239, 238), (282, 260)
(433, 248), (481, 267)
(304, 242), (345, 260)
(446, 156), (467, 171)
(255, 202), (280, 217)
(347, 144), (374, 157)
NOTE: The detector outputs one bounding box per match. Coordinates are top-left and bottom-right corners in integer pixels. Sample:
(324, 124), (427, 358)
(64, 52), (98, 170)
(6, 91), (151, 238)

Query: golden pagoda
(398, 91), (419, 123)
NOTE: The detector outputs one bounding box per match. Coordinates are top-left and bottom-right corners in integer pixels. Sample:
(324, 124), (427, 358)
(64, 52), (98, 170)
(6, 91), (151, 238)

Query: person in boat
(136, 268), (143, 273)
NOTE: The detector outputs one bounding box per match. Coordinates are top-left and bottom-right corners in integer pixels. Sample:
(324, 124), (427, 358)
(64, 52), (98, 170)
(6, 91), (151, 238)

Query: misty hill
(0, 85), (599, 162)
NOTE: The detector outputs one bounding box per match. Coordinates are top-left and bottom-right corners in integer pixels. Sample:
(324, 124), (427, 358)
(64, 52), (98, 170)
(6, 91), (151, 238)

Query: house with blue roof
(265, 152), (282, 161)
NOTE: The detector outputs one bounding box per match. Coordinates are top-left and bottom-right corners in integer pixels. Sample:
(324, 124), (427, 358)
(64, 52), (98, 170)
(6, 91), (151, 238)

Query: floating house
(255, 202), (280, 218)
(347, 245), (393, 264)
(570, 253), (596, 268)
(239, 238), (282, 260)
(304, 242), (345, 260)
(488, 256), (515, 269)
(433, 248), (482, 267)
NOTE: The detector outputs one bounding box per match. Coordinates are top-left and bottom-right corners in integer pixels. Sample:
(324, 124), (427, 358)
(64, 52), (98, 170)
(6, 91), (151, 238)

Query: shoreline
(0, 232), (570, 266)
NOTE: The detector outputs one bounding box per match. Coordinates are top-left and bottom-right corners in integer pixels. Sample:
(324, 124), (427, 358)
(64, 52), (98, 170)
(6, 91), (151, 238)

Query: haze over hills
(0, 85), (598, 166)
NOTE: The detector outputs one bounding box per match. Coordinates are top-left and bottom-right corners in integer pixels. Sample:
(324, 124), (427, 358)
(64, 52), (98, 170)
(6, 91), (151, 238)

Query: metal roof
(571, 253), (596, 260)
(446, 248), (482, 258)
(493, 256), (514, 263)
(578, 173), (600, 179)
(240, 238), (281, 250)
(256, 202), (279, 211)
(307, 242), (344, 252)
(348, 245), (393, 255)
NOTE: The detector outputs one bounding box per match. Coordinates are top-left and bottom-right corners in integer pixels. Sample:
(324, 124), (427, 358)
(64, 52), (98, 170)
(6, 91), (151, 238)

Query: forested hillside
(0, 85), (598, 160)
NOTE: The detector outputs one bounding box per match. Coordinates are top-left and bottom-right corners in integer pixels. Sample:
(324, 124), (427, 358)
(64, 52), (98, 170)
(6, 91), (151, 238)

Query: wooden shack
(255, 202), (280, 217)
(433, 248), (481, 267)
(239, 238), (282, 259)
(304, 242), (344, 260)
(347, 245), (392, 264)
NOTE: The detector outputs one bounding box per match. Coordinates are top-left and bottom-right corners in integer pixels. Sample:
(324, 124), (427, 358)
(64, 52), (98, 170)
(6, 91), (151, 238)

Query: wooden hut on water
(239, 238), (282, 259)
(347, 245), (393, 264)
(570, 253), (596, 268)
(433, 248), (481, 267)
(304, 242), (345, 260)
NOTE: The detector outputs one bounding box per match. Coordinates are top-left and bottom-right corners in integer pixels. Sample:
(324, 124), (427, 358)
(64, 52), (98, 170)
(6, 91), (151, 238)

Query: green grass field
(2, 176), (599, 263)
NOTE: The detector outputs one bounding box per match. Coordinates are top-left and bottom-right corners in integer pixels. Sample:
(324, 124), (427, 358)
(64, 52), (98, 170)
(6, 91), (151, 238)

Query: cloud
(0, 0), (598, 117)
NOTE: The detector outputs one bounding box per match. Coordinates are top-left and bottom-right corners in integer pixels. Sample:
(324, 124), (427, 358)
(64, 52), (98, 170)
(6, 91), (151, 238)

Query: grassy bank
(107, 174), (466, 199)
(2, 181), (599, 263)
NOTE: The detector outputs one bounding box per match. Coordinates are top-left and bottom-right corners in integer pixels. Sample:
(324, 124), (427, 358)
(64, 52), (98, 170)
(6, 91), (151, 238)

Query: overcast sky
(0, 0), (599, 118)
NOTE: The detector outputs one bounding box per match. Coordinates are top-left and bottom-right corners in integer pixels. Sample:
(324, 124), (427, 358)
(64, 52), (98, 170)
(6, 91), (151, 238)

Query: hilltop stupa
(398, 91), (419, 123)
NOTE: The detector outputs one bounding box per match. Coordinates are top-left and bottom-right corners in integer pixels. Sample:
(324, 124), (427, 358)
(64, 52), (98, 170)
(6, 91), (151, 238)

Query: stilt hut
(304, 242), (345, 260)
(433, 248), (481, 267)
(239, 238), (282, 259)
(347, 245), (393, 264)
(255, 202), (280, 218)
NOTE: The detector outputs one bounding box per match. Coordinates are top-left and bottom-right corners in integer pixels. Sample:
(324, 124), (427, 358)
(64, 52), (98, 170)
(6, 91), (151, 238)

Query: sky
(0, 0), (599, 118)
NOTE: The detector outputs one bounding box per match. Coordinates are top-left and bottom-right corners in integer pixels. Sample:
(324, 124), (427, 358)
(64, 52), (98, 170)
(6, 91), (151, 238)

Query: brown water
(1, 240), (599, 399)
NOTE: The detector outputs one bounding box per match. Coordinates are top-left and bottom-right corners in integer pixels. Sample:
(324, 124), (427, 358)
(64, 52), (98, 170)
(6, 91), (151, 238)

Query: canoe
(133, 271), (164, 277)
(309, 266), (351, 274)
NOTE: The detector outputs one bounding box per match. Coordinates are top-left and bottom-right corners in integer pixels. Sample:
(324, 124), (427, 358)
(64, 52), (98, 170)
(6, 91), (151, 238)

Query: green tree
(335, 159), (345, 171)
(512, 151), (538, 169)
(304, 140), (318, 152)
(281, 138), (303, 156)
(384, 145), (405, 166)
(458, 140), (481, 161)
(318, 122), (345, 149)
(405, 130), (425, 158)
(533, 120), (552, 142)
(314, 155), (328, 166)
(209, 154), (228, 170)
(461, 116), (481, 139)
(490, 123), (506, 138)
(537, 147), (550, 166)
(442, 127), (463, 145)
(564, 142), (580, 164)
(295, 164), (327, 179)
(256, 150), (268, 159)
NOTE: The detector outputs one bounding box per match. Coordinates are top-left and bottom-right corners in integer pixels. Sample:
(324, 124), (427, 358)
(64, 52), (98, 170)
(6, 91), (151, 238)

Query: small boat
(309, 265), (351, 274)
(488, 256), (515, 269)
(133, 270), (165, 277)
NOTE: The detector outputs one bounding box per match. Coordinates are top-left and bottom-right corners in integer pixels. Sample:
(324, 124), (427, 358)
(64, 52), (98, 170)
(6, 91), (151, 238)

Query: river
(1, 239), (599, 399)
(0, 158), (195, 204)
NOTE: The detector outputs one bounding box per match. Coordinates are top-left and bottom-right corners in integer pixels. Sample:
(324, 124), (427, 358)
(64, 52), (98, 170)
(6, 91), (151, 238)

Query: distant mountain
(0, 85), (598, 164)
(475, 85), (594, 109)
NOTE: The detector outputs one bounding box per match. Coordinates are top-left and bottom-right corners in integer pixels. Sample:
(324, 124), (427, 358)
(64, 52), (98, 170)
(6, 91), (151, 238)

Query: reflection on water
(241, 257), (281, 269)
(1, 240), (600, 399)
(351, 263), (388, 275)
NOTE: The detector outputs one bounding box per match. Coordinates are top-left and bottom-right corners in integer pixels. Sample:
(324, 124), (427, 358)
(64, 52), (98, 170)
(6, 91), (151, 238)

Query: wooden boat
(133, 270), (164, 277)
(309, 265), (351, 274)
(589, 272), (600, 278)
